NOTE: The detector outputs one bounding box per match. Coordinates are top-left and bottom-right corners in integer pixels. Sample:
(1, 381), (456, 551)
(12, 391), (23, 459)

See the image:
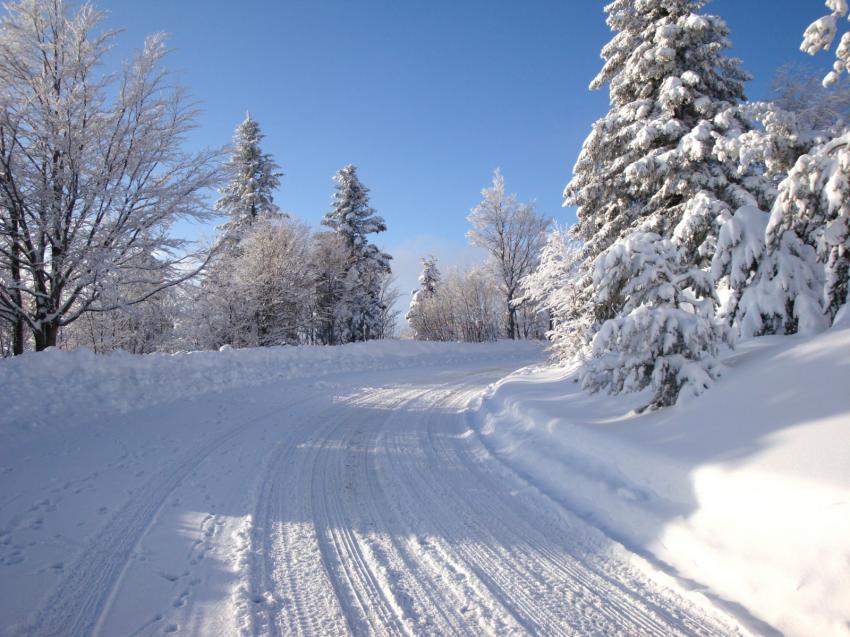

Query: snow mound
(473, 323), (850, 637)
(1, 340), (541, 441)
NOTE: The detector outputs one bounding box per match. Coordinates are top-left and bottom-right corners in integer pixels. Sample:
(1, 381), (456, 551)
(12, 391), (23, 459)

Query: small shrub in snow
(581, 233), (728, 410)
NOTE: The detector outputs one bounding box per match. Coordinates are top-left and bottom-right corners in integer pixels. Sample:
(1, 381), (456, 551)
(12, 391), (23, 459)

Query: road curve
(12, 361), (751, 637)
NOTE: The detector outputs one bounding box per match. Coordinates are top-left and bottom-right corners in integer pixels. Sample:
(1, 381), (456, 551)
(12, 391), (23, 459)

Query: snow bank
(1, 340), (541, 440)
(473, 320), (850, 637)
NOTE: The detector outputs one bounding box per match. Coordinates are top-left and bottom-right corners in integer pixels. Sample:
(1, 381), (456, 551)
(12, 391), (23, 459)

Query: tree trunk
(507, 303), (517, 340)
(33, 322), (59, 351)
(12, 317), (24, 355)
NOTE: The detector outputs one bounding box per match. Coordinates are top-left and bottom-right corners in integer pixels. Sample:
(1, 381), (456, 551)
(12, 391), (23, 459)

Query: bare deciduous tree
(0, 0), (222, 352)
(467, 169), (551, 339)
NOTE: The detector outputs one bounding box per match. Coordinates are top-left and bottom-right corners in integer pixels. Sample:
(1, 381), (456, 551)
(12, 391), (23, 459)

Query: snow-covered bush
(405, 265), (505, 343)
(190, 217), (314, 349)
(581, 233), (728, 410)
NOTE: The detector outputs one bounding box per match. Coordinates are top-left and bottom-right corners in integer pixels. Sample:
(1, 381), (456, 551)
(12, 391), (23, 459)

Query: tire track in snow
(243, 368), (749, 636)
(25, 393), (316, 637)
(244, 395), (352, 637)
(365, 373), (750, 636)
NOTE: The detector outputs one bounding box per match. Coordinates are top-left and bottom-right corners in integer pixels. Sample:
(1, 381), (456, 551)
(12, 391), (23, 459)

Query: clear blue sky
(96, 0), (833, 302)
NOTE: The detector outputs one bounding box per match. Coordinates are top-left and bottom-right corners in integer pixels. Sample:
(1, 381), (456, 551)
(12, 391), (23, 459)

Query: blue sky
(96, 0), (834, 303)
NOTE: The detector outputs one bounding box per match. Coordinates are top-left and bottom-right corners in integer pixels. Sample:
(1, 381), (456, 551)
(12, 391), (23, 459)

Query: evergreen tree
(565, 0), (768, 279)
(321, 165), (392, 343)
(581, 232), (728, 410)
(757, 2), (850, 323)
(216, 113), (283, 241)
(767, 133), (850, 321)
(407, 255), (441, 339)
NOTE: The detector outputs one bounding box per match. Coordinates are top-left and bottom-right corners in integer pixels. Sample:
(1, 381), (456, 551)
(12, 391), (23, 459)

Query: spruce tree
(582, 232), (728, 410)
(565, 0), (768, 275)
(321, 165), (392, 343)
(216, 113), (283, 241)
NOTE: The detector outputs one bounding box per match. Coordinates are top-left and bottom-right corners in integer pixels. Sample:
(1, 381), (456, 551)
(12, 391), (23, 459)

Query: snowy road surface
(1, 349), (750, 636)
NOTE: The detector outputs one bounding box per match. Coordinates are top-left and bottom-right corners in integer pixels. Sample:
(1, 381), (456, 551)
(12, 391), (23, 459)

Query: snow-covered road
(2, 351), (749, 636)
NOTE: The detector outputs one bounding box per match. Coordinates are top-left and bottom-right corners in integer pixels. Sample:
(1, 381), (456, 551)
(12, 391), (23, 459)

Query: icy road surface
(1, 351), (749, 636)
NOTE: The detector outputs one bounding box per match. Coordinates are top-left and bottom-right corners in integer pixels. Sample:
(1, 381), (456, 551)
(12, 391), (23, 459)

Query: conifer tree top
(322, 164), (387, 248)
(216, 113), (283, 232)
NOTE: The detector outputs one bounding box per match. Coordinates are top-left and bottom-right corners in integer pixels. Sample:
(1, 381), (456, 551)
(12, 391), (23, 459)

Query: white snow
(0, 340), (537, 443)
(474, 319), (850, 637)
(0, 339), (757, 636)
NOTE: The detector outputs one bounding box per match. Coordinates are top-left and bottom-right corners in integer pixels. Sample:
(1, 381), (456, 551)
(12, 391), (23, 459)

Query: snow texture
(0, 339), (753, 636)
(475, 319), (850, 637)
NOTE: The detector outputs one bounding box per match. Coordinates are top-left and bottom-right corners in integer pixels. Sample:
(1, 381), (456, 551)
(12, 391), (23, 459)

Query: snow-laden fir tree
(406, 255), (441, 339)
(712, 205), (827, 338)
(727, 1), (850, 333)
(320, 165), (392, 343)
(582, 232), (728, 410)
(216, 113), (283, 241)
(767, 133), (850, 321)
(565, 0), (770, 283)
(762, 2), (850, 321)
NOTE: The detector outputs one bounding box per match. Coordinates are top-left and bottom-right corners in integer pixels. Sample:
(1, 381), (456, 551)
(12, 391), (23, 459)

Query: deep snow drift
(474, 314), (850, 637)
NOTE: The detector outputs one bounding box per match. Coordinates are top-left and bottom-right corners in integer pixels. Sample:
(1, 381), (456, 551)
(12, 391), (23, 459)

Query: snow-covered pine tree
(582, 232), (728, 410)
(766, 133), (850, 321)
(565, 0), (769, 281)
(711, 204), (826, 337)
(753, 2), (850, 324)
(407, 255), (441, 340)
(216, 113), (283, 241)
(321, 165), (392, 343)
(711, 205), (768, 326)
